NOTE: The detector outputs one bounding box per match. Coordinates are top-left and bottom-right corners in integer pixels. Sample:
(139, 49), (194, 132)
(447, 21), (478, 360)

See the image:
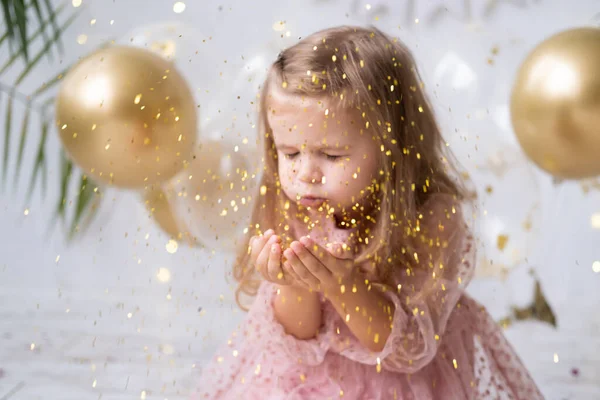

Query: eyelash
(284, 152), (343, 161)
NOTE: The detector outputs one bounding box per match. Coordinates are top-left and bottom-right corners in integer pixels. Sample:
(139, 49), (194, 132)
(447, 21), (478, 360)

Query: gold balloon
(143, 184), (195, 245)
(510, 27), (600, 179)
(55, 45), (197, 188)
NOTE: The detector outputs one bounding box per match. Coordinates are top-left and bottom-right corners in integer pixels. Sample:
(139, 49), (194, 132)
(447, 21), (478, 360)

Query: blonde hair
(232, 26), (469, 309)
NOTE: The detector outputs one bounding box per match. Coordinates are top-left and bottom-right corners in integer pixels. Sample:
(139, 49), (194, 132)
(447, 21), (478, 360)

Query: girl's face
(267, 90), (380, 219)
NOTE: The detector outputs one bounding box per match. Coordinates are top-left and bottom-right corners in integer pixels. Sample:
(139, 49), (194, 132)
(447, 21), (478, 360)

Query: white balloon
(165, 139), (259, 253)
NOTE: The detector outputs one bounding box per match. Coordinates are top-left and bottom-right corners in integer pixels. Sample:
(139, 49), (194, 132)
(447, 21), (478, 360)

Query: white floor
(1, 288), (599, 400)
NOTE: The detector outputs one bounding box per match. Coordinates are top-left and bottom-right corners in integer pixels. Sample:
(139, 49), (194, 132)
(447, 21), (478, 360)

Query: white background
(0, 0), (599, 399)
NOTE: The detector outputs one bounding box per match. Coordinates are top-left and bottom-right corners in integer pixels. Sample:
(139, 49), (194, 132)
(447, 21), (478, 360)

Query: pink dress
(193, 199), (544, 399)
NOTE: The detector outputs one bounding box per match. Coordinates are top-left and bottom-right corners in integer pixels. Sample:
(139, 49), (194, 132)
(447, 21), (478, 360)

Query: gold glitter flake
(166, 240), (178, 254)
(496, 234), (509, 251)
(156, 268), (171, 282)
(173, 2), (186, 13)
(591, 213), (600, 229)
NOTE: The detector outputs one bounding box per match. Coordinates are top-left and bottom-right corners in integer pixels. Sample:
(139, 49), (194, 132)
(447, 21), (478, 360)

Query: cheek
(278, 159), (295, 181)
(337, 159), (376, 188)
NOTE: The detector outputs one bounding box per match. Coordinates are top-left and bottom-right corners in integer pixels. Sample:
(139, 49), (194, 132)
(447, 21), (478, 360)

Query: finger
(282, 261), (309, 290)
(284, 247), (320, 288)
(299, 236), (333, 263)
(256, 235), (279, 278)
(291, 240), (332, 283)
(267, 242), (290, 284)
(250, 230), (274, 263)
(282, 261), (302, 283)
(301, 237), (354, 277)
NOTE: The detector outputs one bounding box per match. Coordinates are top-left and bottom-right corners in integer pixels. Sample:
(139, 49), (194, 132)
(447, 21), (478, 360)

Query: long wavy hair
(232, 26), (470, 310)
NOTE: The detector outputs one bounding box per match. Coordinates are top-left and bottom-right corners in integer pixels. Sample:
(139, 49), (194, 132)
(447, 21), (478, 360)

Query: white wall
(0, 0), (599, 398)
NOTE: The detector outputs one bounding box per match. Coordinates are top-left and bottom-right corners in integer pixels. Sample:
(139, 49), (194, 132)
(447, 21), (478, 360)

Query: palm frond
(25, 114), (48, 200)
(68, 173), (99, 240)
(0, 0), (16, 54)
(1, 0), (102, 240)
(13, 6), (78, 86)
(0, 1), (68, 76)
(2, 95), (13, 184)
(0, 0), (66, 62)
(14, 104), (29, 184)
(40, 0), (63, 55)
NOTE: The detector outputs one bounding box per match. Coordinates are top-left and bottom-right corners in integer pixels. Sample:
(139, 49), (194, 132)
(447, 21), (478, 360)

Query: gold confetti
(24, 208), (29, 216)
(592, 261), (600, 273)
(166, 240), (178, 254)
(553, 353), (559, 363)
(30, 343), (35, 350)
(453, 359), (458, 369)
(497, 234), (509, 251)
(134, 94), (142, 104)
(72, 0), (82, 7)
(173, 1), (186, 13)
(156, 268), (171, 283)
(591, 213), (600, 229)
(77, 34), (88, 45)
(140, 390), (147, 399)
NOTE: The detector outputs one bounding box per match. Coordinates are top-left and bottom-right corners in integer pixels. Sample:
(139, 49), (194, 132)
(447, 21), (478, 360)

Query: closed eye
(284, 152), (299, 159)
(325, 154), (343, 161)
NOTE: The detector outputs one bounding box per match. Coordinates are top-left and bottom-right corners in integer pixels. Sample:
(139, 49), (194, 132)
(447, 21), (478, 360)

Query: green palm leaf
(1, 0), (64, 62)
(1, 0), (102, 240)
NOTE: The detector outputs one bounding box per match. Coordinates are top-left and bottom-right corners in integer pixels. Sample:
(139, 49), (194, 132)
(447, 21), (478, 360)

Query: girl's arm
(273, 284), (322, 339)
(325, 274), (394, 352)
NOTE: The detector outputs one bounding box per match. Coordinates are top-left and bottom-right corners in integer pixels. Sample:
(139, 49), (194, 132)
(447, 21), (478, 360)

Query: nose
(296, 157), (324, 184)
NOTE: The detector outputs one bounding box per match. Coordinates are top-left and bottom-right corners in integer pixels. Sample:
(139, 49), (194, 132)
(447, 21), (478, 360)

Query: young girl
(194, 26), (543, 399)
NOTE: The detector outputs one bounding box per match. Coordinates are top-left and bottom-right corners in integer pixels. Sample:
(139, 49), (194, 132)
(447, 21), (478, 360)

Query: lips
(299, 196), (326, 207)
